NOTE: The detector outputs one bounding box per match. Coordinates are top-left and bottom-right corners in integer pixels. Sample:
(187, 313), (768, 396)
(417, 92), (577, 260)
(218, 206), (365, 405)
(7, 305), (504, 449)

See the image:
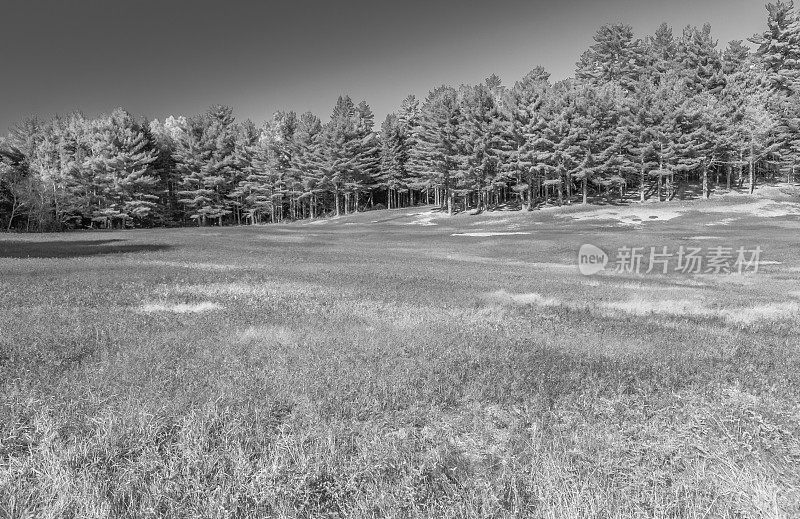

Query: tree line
(2, 2), (800, 231)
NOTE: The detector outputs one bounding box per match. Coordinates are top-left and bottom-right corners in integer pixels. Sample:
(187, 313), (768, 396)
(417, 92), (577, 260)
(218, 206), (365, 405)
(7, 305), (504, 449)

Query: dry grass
(1, 200), (800, 518)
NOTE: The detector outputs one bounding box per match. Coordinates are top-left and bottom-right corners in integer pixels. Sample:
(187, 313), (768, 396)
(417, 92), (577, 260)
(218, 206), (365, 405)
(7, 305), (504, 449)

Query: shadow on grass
(0, 239), (171, 258)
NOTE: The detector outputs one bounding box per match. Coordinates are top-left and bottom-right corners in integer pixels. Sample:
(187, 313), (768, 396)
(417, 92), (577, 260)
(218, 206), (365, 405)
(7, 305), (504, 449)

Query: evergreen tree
(173, 105), (239, 226)
(673, 92), (726, 199)
(263, 111), (298, 221)
(644, 23), (678, 81)
(722, 64), (778, 193)
(751, 1), (800, 96)
(110, 110), (160, 226)
(228, 119), (260, 224)
(457, 81), (510, 211)
(202, 105), (238, 225)
(409, 86), (462, 214)
(350, 100), (381, 212)
(752, 2), (800, 181)
(723, 40), (751, 75)
(379, 113), (406, 209)
(149, 115), (187, 225)
(505, 67), (551, 209)
(568, 82), (626, 204)
(321, 96), (358, 216)
(174, 115), (214, 225)
(397, 94), (422, 203)
(576, 24), (644, 91)
(239, 130), (274, 224)
(678, 23), (725, 95)
(291, 112), (325, 218)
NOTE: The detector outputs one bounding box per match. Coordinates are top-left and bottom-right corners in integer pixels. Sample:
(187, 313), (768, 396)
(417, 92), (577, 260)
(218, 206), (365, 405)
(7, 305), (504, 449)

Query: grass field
(2, 191), (800, 518)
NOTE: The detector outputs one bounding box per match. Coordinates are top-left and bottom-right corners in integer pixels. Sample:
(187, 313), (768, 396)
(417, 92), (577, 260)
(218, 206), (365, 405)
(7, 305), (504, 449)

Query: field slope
(2, 195), (800, 518)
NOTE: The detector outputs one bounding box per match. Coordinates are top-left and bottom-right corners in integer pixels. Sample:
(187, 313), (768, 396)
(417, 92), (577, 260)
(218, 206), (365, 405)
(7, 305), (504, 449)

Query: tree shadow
(0, 239), (172, 258)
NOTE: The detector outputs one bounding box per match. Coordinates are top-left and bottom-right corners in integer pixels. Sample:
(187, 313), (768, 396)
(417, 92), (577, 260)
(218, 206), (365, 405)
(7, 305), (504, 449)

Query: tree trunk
(738, 151), (744, 188)
(656, 175), (661, 202)
(52, 182), (60, 229)
(526, 171), (533, 211)
(749, 136), (755, 195)
(639, 158), (646, 203)
(726, 164), (731, 190)
(702, 161), (709, 199)
(447, 189), (453, 216)
(6, 192), (20, 232)
(566, 174), (572, 204)
(582, 177), (588, 205)
(667, 173), (673, 200)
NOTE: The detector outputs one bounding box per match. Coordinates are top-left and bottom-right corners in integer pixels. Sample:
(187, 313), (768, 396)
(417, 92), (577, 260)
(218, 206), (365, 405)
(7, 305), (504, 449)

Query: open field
(2, 192), (800, 518)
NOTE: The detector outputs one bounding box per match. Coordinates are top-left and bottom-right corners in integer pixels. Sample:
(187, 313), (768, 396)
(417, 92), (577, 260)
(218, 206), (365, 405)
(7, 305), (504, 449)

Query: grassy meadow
(2, 191), (800, 518)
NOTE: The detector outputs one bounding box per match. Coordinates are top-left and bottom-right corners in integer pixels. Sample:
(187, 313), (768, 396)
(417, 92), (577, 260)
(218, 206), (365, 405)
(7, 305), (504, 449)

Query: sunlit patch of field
(2, 197), (800, 517)
(137, 301), (223, 314)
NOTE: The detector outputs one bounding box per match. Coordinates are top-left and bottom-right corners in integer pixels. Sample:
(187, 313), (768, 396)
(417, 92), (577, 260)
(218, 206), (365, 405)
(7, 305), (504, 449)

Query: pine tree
(262, 111), (298, 221)
(644, 23), (678, 81)
(678, 23), (725, 95)
(202, 105), (238, 225)
(752, 3), (800, 181)
(149, 115), (187, 225)
(239, 131), (274, 224)
(350, 100), (381, 212)
(174, 115), (214, 225)
(393, 95), (422, 206)
(457, 80), (510, 211)
(59, 112), (96, 227)
(751, 1), (800, 96)
(723, 40), (751, 75)
(291, 112), (325, 218)
(723, 65), (778, 193)
(174, 105), (238, 226)
(409, 86), (462, 214)
(547, 80), (585, 205)
(378, 96), (422, 210)
(576, 24), (644, 91)
(111, 110), (160, 226)
(673, 92), (726, 198)
(321, 96), (358, 216)
(506, 67), (551, 209)
(621, 72), (685, 202)
(228, 119), (260, 224)
(379, 113), (406, 209)
(567, 81), (626, 204)
(518, 83), (555, 209)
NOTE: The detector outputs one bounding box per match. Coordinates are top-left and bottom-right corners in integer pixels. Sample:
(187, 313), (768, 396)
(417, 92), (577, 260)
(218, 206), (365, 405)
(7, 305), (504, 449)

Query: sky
(0, 0), (769, 133)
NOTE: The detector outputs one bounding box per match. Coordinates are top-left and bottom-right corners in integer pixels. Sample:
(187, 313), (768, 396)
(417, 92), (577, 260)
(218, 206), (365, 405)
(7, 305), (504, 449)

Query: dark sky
(0, 0), (768, 133)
